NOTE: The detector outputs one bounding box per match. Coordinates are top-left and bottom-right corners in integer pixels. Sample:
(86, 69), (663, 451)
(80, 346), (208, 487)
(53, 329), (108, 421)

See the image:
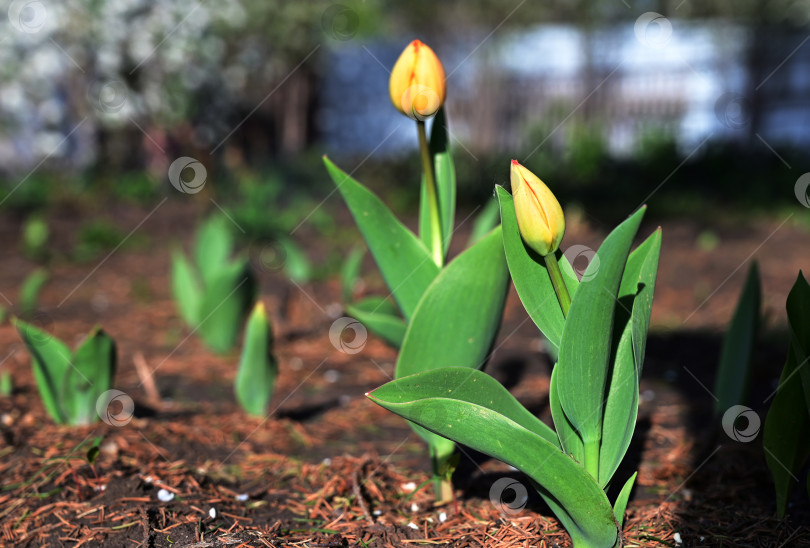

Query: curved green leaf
(171, 249), (202, 326)
(15, 319), (72, 424)
(372, 367), (558, 446)
(765, 272), (810, 517)
(550, 364), (584, 463)
(714, 262), (760, 414)
(369, 368), (619, 548)
(600, 229), (661, 486)
(324, 157), (439, 320)
(556, 207), (645, 460)
(396, 227), (508, 378)
(468, 196), (500, 248)
(613, 472), (637, 528)
(496, 186), (578, 351)
(396, 226), (509, 459)
(346, 297), (406, 348)
(197, 260), (255, 354)
(341, 246), (366, 303)
(195, 216), (234, 287)
(235, 302), (277, 416)
(69, 328), (116, 425)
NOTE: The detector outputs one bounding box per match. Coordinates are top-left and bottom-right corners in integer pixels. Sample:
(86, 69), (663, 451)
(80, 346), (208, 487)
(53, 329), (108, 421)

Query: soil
(1, 199), (809, 547)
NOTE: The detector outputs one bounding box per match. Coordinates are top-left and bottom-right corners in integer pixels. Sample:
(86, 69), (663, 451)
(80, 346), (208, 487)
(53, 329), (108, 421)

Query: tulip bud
(510, 160), (565, 256)
(389, 40), (446, 120)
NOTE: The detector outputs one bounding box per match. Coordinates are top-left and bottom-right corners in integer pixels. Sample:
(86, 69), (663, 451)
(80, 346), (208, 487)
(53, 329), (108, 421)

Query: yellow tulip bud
(510, 160), (565, 256)
(389, 40), (446, 121)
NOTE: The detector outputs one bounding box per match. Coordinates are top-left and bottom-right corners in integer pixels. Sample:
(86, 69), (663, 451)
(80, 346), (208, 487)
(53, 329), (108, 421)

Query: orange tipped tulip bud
(389, 40), (446, 120)
(510, 160), (565, 256)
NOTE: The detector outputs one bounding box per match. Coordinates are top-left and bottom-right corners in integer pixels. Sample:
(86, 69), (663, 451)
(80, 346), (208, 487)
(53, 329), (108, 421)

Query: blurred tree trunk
(744, 0), (767, 139)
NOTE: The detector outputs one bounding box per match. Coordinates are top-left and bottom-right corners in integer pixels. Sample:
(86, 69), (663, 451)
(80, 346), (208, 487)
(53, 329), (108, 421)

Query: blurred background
(1, 0), (809, 239)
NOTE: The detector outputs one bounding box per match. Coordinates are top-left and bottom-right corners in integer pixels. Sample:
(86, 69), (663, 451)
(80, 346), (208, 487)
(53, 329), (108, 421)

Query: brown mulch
(1, 201), (810, 546)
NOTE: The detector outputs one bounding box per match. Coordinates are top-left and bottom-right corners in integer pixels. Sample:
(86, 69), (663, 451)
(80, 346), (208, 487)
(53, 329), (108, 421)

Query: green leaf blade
(599, 229), (662, 486)
(395, 227), (508, 379)
(197, 260), (255, 354)
(764, 272), (810, 517)
(15, 319), (73, 424)
(195, 216), (234, 288)
(69, 328), (117, 425)
(368, 369), (618, 547)
(171, 249), (202, 327)
(556, 207), (645, 450)
(324, 157), (439, 320)
(714, 262), (761, 415)
(346, 297), (406, 349)
(235, 302), (277, 416)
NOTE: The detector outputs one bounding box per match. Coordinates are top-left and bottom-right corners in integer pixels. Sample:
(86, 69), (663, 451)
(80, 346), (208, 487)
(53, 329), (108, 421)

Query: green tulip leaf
(19, 268), (49, 317)
(235, 303), (277, 416)
(467, 196), (501, 248)
(600, 229), (661, 486)
(68, 328), (116, 425)
(369, 367), (619, 548)
(549, 365), (584, 462)
(197, 259), (255, 354)
(171, 249), (202, 326)
(496, 186), (578, 351)
(556, 207), (645, 470)
(15, 319), (72, 424)
(324, 156), (439, 320)
(764, 343), (810, 517)
(341, 246), (366, 303)
(346, 297), (407, 348)
(785, 271), (810, 415)
(418, 107), (456, 259)
(396, 227), (508, 378)
(714, 262), (761, 415)
(764, 272), (810, 517)
(396, 226), (509, 461)
(195, 216), (234, 288)
(613, 472), (637, 529)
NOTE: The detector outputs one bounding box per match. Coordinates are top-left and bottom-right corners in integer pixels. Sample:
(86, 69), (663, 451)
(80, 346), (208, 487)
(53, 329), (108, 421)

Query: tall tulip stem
(544, 252), (571, 318)
(417, 120), (443, 267)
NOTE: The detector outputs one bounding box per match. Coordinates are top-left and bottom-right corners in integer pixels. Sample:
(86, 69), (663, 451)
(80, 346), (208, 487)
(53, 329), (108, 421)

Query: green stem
(417, 120), (443, 267)
(584, 439), (600, 481)
(430, 448), (453, 504)
(544, 252), (571, 318)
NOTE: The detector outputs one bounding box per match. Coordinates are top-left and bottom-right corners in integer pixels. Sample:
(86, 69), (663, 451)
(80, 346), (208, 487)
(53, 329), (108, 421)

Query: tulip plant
(15, 320), (117, 426)
(234, 301), (278, 416)
(171, 216), (256, 354)
(324, 40), (508, 502)
(764, 272), (810, 517)
(369, 159), (662, 546)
